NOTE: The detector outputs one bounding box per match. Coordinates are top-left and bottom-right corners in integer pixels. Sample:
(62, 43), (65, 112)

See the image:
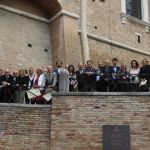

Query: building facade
(0, 0), (150, 72)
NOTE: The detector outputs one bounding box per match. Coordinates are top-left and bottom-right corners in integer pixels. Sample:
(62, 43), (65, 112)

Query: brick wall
(88, 39), (149, 69)
(50, 16), (66, 70)
(0, 104), (51, 150)
(0, 9), (51, 72)
(51, 93), (150, 150)
(0, 0), (150, 72)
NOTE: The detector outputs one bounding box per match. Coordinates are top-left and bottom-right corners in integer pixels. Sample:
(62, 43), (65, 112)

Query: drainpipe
(80, 0), (90, 64)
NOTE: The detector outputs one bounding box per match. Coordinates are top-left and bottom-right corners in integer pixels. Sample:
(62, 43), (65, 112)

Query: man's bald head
(5, 69), (10, 77)
(105, 60), (110, 67)
(13, 70), (18, 77)
(47, 66), (52, 73)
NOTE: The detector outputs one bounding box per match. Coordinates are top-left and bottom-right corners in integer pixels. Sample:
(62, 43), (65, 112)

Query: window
(126, 0), (142, 20)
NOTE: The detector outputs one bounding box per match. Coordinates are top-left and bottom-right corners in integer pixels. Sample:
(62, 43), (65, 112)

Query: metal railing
(1, 85), (56, 104)
(1, 74), (149, 103)
(75, 74), (150, 92)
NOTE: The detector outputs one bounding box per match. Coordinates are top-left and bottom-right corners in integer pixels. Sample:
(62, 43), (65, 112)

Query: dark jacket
(112, 66), (120, 73)
(53, 69), (60, 84)
(145, 65), (150, 81)
(0, 75), (14, 95)
(26, 75), (35, 89)
(83, 68), (98, 84)
(0, 75), (14, 86)
(139, 66), (147, 80)
(100, 66), (115, 80)
(16, 76), (28, 86)
(117, 70), (130, 84)
(75, 70), (85, 85)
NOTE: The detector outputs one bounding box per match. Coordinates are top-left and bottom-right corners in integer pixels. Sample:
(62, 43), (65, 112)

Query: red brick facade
(51, 94), (150, 150)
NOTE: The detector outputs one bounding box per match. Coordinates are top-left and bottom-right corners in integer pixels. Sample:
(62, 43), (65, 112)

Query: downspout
(80, 0), (90, 64)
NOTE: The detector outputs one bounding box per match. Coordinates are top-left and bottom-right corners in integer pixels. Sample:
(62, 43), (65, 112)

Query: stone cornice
(49, 10), (80, 23)
(78, 30), (150, 56)
(0, 4), (50, 23)
(52, 92), (150, 96)
(120, 12), (150, 27)
(0, 4), (80, 24)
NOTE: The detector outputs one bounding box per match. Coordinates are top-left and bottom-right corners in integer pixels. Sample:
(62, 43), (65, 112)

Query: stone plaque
(103, 125), (130, 150)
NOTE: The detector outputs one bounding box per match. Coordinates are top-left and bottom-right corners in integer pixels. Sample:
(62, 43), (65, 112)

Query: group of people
(0, 58), (150, 104)
(67, 58), (150, 92)
(0, 66), (57, 104)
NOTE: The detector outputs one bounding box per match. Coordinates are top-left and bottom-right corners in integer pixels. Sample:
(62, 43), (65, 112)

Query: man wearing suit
(0, 69), (14, 103)
(11, 70), (18, 101)
(96, 62), (104, 92)
(76, 63), (85, 92)
(42, 66), (57, 96)
(101, 60), (116, 92)
(83, 60), (98, 92)
(145, 65), (150, 89)
(53, 61), (62, 91)
(109, 58), (120, 92)
(0, 76), (5, 103)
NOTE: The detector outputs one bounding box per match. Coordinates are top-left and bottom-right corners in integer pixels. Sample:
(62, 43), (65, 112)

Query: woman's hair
(142, 59), (148, 65)
(68, 65), (75, 74)
(36, 67), (43, 74)
(131, 60), (139, 68)
(18, 69), (25, 77)
(121, 62), (127, 71)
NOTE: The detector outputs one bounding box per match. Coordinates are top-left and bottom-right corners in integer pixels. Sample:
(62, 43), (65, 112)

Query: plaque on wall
(103, 125), (130, 150)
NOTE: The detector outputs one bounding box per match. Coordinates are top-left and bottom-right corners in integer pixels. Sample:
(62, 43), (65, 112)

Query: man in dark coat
(101, 60), (116, 92)
(76, 63), (85, 92)
(83, 60), (98, 92)
(0, 69), (14, 103)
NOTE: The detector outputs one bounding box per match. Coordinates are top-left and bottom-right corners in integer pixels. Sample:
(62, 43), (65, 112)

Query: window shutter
(126, 0), (142, 20)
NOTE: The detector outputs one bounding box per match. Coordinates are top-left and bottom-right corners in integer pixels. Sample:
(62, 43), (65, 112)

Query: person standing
(42, 66), (57, 102)
(96, 62), (104, 92)
(83, 60), (98, 92)
(84, 63), (88, 69)
(76, 63), (85, 92)
(101, 60), (116, 92)
(12, 70), (18, 101)
(65, 65), (69, 70)
(53, 61), (62, 91)
(15, 69), (27, 104)
(26, 67), (35, 104)
(44, 69), (47, 74)
(128, 60), (140, 92)
(139, 59), (148, 82)
(0, 69), (14, 103)
(142, 59), (150, 90)
(0, 69), (3, 76)
(109, 58), (120, 92)
(68, 65), (78, 92)
(117, 63), (130, 92)
(32, 67), (44, 104)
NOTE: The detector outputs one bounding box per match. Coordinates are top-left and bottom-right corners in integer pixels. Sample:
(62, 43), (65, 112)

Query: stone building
(0, 0), (150, 72)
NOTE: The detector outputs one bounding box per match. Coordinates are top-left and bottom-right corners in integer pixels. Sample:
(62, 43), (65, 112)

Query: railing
(1, 74), (149, 104)
(76, 74), (150, 92)
(1, 85), (56, 104)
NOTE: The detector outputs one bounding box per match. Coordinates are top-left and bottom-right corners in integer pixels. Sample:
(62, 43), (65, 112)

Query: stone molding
(78, 30), (150, 56)
(0, 4), (80, 24)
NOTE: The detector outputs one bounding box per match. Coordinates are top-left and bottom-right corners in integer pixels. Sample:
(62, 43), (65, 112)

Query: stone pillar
(59, 69), (69, 92)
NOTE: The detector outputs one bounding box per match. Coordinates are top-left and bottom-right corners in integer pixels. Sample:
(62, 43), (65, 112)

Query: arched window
(126, 0), (142, 19)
